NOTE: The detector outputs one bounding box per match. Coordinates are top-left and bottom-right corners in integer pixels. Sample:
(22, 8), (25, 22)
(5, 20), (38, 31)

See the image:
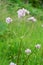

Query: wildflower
(25, 49), (31, 55)
(28, 17), (36, 22)
(17, 8), (30, 18)
(35, 44), (41, 49)
(6, 17), (12, 23)
(17, 9), (24, 18)
(10, 62), (16, 65)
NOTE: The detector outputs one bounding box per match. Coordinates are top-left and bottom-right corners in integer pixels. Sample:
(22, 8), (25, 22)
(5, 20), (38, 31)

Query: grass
(0, 2), (43, 65)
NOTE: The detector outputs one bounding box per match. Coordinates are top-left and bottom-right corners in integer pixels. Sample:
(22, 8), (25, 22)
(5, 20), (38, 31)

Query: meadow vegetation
(0, 0), (43, 65)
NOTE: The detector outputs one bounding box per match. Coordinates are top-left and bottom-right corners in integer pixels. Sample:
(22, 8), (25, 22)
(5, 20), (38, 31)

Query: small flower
(6, 17), (12, 24)
(10, 62), (16, 65)
(35, 44), (41, 49)
(28, 17), (36, 22)
(25, 49), (31, 55)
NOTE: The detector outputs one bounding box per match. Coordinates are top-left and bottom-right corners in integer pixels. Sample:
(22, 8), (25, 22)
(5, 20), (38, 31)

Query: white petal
(25, 49), (31, 55)
(28, 17), (36, 22)
(10, 62), (16, 65)
(35, 44), (41, 49)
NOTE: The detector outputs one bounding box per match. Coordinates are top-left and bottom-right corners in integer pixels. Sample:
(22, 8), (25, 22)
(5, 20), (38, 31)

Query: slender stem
(22, 24), (34, 65)
(23, 53), (32, 65)
(17, 23), (34, 65)
(23, 23), (34, 39)
(16, 38), (22, 65)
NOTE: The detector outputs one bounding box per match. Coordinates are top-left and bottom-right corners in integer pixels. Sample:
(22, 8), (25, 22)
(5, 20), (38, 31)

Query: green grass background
(0, 2), (43, 65)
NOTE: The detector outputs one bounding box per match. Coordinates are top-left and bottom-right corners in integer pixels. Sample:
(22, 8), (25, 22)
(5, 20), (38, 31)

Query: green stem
(22, 53), (32, 65)
(16, 38), (22, 65)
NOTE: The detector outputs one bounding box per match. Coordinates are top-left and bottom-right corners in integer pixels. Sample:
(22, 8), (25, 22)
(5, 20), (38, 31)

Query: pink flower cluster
(17, 8), (30, 18)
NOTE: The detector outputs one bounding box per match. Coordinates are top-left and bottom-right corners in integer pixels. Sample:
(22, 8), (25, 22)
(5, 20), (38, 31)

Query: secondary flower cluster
(17, 8), (37, 22)
(25, 44), (41, 55)
(9, 44), (41, 65)
(6, 8), (37, 24)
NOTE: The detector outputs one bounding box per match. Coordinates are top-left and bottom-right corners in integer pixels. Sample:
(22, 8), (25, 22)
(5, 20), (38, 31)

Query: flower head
(17, 8), (30, 18)
(35, 44), (41, 49)
(17, 9), (24, 18)
(6, 17), (12, 24)
(10, 62), (16, 65)
(25, 49), (31, 55)
(28, 17), (36, 22)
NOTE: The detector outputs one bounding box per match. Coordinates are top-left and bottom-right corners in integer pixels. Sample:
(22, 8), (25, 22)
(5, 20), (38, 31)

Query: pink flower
(25, 49), (31, 55)
(6, 17), (12, 24)
(17, 9), (24, 18)
(17, 8), (30, 18)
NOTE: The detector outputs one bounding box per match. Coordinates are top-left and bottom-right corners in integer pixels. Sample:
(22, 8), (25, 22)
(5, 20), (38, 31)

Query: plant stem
(22, 53), (32, 65)
(16, 38), (22, 65)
